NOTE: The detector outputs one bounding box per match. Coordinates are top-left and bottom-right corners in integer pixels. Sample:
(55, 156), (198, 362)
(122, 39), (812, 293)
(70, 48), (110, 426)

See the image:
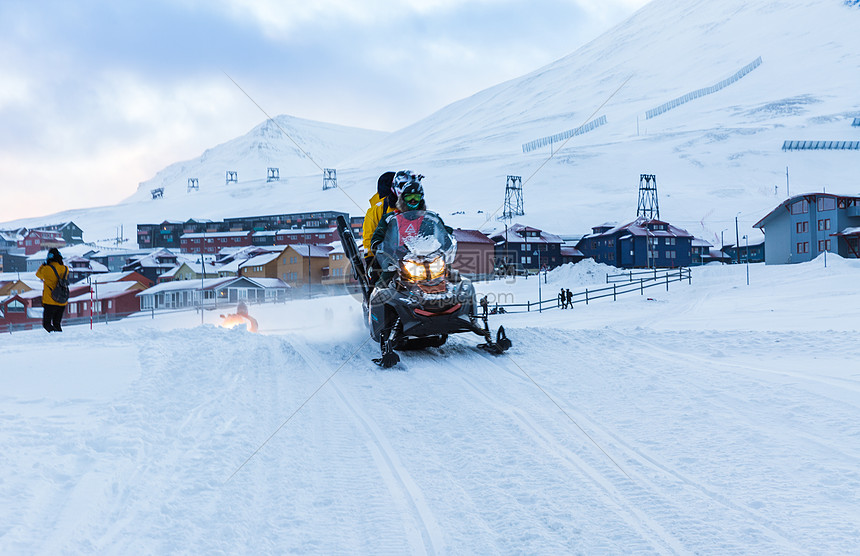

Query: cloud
(0, 0), (649, 222)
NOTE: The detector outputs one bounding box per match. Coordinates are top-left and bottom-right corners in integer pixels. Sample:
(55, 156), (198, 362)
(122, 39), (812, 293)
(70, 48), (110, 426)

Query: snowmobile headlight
(427, 256), (446, 280)
(401, 258), (425, 281)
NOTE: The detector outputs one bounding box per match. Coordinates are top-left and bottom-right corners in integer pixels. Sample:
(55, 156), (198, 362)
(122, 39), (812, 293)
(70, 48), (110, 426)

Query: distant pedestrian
(480, 295), (489, 318)
(35, 248), (69, 332)
(558, 288), (565, 309)
(566, 288), (573, 309)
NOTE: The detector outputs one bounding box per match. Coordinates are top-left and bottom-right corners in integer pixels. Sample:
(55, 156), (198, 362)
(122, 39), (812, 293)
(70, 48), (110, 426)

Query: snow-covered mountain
(4, 0), (860, 248)
(126, 114), (388, 204)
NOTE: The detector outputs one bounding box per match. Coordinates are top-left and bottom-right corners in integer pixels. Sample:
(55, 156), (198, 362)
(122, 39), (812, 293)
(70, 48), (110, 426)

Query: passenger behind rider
(362, 171), (397, 286)
(370, 170), (452, 287)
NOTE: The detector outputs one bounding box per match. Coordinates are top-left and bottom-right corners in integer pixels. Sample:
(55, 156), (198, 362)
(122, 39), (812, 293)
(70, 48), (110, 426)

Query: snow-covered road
(2, 259), (859, 554)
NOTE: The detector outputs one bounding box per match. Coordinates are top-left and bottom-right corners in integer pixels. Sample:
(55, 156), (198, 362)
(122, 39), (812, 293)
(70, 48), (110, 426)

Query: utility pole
(735, 213), (741, 265)
(786, 166), (790, 198)
(200, 228), (206, 324)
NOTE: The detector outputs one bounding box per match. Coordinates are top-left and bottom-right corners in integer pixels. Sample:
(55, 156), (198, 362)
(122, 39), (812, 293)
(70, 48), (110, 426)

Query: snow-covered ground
(2, 256), (858, 554)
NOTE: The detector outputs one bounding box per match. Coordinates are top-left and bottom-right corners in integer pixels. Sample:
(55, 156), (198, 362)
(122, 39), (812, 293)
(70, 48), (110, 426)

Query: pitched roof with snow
(453, 229), (493, 244)
(239, 252), (281, 268)
(582, 217), (693, 240)
(287, 244), (334, 258)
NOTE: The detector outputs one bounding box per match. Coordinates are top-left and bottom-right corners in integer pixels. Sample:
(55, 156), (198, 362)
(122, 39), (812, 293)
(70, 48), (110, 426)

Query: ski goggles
(403, 193), (423, 205)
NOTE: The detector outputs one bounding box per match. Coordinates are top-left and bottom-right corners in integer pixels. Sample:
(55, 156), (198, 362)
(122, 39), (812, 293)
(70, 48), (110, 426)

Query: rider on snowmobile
(370, 170), (453, 286)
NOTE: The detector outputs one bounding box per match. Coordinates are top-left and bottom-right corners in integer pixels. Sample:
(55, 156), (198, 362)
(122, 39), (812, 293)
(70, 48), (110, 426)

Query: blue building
(576, 217), (694, 268)
(753, 193), (860, 264)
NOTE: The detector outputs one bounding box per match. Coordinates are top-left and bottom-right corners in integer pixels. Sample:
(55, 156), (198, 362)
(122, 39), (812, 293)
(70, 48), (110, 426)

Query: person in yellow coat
(35, 248), (69, 332)
(362, 171), (396, 287)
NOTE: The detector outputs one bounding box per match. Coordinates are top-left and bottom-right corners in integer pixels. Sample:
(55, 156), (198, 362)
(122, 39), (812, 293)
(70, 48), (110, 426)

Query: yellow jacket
(362, 192), (396, 254)
(36, 261), (70, 306)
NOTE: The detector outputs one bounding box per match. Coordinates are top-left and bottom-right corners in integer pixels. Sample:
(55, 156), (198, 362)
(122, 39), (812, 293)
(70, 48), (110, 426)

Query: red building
(452, 229), (496, 280)
(66, 282), (147, 320)
(180, 231), (253, 254)
(274, 227), (338, 245)
(17, 229), (66, 255)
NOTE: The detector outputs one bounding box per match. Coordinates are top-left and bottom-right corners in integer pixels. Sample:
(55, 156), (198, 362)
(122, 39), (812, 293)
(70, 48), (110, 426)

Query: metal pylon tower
(323, 168), (337, 190)
(637, 174), (660, 220)
(502, 175), (524, 220)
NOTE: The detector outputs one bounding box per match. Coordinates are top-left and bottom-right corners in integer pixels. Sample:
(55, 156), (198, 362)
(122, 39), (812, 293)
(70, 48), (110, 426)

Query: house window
(796, 221), (808, 234)
(817, 219), (831, 231)
(817, 197), (836, 211)
(796, 242), (809, 254)
(666, 251), (676, 259)
(665, 237), (676, 246)
(791, 199), (809, 214)
(7, 300), (25, 312)
(290, 256), (297, 264)
(818, 239), (831, 251)
(647, 237), (658, 247)
(523, 256), (531, 264)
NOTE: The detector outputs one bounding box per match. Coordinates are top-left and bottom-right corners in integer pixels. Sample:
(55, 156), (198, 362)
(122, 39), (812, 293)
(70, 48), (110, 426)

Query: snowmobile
(336, 213), (511, 367)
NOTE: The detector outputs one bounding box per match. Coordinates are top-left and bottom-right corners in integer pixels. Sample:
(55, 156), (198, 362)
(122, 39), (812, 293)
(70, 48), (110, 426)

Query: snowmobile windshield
(376, 211), (457, 273)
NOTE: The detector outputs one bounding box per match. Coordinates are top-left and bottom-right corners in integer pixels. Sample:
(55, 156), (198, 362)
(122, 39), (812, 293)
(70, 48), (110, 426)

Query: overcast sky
(0, 0), (649, 223)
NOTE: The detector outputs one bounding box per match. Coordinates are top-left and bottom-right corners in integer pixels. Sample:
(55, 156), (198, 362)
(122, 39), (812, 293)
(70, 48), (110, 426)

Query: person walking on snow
(558, 288), (565, 309)
(566, 288), (573, 309)
(35, 247), (69, 332)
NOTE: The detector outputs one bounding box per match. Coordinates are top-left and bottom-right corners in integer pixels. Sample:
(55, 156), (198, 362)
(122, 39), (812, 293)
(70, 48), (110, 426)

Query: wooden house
(121, 249), (179, 283)
(18, 229), (66, 255)
(239, 251), (283, 280)
(276, 244), (333, 286)
(66, 281), (148, 320)
(34, 222), (84, 245)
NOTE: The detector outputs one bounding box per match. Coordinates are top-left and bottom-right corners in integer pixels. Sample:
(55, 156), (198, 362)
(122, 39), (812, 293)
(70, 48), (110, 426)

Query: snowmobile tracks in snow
(286, 337), (445, 556)
(431, 337), (800, 554)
